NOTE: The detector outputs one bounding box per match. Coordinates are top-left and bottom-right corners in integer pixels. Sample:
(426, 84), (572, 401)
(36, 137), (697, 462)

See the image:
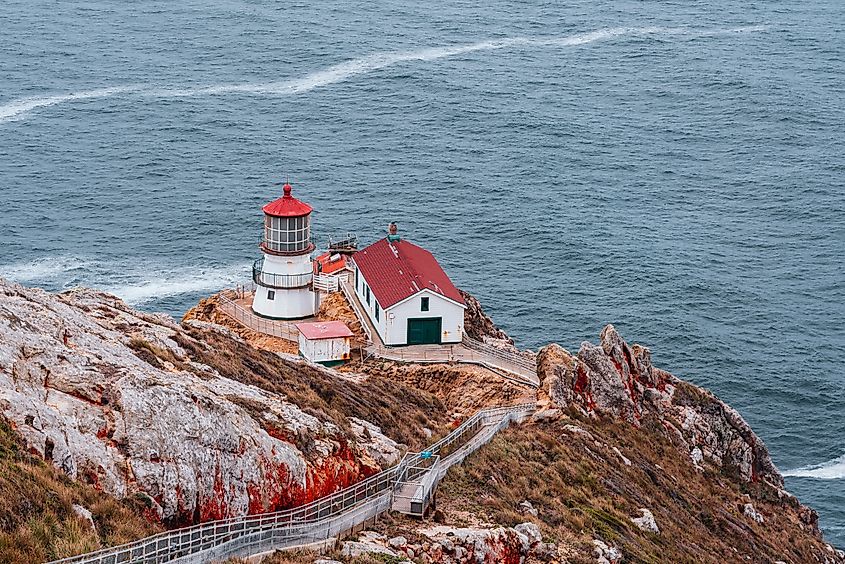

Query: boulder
(631, 508), (660, 534)
(515, 522), (542, 545)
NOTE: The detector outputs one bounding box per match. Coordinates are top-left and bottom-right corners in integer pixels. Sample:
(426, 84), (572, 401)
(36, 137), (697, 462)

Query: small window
(355, 268), (359, 290)
(267, 290), (275, 301)
(365, 285), (371, 305)
(421, 296), (429, 311)
(375, 302), (380, 321)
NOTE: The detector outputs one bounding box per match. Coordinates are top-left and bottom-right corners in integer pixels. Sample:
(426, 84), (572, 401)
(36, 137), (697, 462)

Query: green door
(407, 318), (442, 345)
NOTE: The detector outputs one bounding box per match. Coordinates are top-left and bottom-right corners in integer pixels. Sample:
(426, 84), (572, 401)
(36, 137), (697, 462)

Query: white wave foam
(783, 454), (845, 480)
(0, 86), (138, 123)
(1, 25), (769, 122)
(99, 264), (250, 305)
(0, 256), (92, 283)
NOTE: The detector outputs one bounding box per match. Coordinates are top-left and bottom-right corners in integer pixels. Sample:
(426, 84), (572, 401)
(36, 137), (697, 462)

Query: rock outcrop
(0, 279), (399, 525)
(459, 289), (513, 344)
(338, 524), (555, 563)
(537, 324), (782, 486)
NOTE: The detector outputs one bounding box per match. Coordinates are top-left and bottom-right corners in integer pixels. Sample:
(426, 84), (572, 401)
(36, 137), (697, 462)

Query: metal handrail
(339, 278), (373, 343)
(252, 258), (313, 289)
(462, 335), (537, 372)
(218, 294), (299, 342)
(47, 403), (534, 564)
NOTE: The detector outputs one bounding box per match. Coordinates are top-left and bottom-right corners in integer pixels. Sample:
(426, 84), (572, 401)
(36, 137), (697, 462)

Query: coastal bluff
(0, 277), (841, 563)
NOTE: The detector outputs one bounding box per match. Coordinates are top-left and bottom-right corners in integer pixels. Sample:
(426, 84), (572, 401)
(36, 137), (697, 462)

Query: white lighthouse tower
(251, 182), (316, 319)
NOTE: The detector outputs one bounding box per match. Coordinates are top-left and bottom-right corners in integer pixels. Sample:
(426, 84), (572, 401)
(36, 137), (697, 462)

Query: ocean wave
(0, 25), (769, 123)
(0, 256), (92, 283)
(1, 256), (249, 305)
(96, 264), (250, 305)
(783, 454), (845, 479)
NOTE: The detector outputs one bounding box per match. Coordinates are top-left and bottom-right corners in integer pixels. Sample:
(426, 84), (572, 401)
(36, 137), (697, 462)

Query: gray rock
(743, 503), (765, 524)
(631, 508), (660, 534)
(612, 446), (632, 466)
(691, 446), (704, 466)
(514, 522), (542, 546)
(519, 499), (539, 517)
(593, 539), (622, 563)
(72, 503), (96, 531)
(388, 535), (408, 549)
(536, 324), (784, 487)
(341, 540), (398, 558)
(0, 280), (388, 523)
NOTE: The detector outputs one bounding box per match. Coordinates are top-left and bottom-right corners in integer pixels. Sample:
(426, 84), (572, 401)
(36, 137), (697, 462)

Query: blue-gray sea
(1, 0), (843, 546)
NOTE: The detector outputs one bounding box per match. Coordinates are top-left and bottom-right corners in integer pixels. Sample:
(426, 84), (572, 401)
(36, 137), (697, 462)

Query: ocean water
(1, 0), (843, 545)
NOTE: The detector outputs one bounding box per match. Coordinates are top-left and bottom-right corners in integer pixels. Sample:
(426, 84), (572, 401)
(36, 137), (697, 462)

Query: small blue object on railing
(421, 451), (433, 459)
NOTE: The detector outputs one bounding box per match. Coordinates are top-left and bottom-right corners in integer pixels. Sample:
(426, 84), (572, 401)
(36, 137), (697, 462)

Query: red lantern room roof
(262, 183), (313, 217)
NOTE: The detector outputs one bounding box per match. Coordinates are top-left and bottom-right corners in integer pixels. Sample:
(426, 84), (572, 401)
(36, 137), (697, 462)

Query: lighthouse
(251, 182), (316, 319)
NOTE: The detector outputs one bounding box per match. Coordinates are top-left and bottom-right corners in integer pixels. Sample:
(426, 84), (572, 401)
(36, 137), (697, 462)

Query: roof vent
(387, 222), (401, 243)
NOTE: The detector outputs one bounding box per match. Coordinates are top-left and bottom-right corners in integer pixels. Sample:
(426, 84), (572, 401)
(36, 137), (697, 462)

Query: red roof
(353, 238), (465, 309)
(314, 252), (348, 275)
(295, 321), (354, 340)
(262, 183), (313, 217)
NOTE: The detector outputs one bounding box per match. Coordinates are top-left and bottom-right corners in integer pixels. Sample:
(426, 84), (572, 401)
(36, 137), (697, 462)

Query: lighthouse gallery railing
(252, 258), (313, 289)
(46, 403), (534, 564)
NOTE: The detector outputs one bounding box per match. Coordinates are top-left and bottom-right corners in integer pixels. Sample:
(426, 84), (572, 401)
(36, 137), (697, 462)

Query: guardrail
(462, 335), (537, 374)
(218, 294), (300, 342)
(369, 342), (538, 387)
(339, 278), (373, 343)
(312, 274), (340, 293)
(47, 403), (534, 564)
(252, 258), (313, 289)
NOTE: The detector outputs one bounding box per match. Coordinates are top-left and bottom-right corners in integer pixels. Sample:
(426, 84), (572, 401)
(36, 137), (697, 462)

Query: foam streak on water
(0, 25), (767, 123)
(784, 455), (845, 480)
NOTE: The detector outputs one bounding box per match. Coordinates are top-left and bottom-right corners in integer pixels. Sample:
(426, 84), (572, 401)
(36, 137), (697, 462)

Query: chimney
(387, 222), (400, 242)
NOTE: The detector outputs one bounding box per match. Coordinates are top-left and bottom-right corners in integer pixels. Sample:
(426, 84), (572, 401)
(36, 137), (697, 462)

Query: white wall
(385, 290), (464, 345)
(298, 334), (351, 363)
(252, 252), (316, 319)
(354, 265), (464, 345)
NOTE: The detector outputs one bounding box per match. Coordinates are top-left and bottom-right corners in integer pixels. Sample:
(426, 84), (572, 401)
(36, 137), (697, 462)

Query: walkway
(47, 404), (534, 564)
(339, 278), (539, 387)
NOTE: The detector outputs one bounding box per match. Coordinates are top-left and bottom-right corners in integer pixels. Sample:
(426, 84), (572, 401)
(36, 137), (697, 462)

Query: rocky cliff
(324, 326), (842, 564)
(1, 279), (841, 564)
(0, 279), (406, 527)
(536, 324), (781, 486)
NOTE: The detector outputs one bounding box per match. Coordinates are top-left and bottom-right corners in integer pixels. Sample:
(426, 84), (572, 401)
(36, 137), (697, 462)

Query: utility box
(295, 321), (354, 366)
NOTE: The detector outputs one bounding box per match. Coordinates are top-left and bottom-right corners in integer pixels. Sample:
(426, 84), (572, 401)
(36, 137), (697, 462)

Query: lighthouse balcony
(252, 258), (313, 289)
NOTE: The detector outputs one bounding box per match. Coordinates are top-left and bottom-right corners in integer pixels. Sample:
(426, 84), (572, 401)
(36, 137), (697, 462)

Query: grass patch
(0, 418), (160, 563)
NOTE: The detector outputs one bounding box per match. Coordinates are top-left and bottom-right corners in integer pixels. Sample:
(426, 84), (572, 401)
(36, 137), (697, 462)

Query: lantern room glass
(264, 214), (311, 253)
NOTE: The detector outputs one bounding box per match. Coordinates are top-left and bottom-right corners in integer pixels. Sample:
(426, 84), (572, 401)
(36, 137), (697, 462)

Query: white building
(251, 183), (317, 319)
(295, 321), (354, 365)
(352, 230), (466, 346)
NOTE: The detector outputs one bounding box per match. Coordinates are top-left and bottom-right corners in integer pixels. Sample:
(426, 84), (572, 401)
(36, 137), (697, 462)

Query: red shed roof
(353, 238), (465, 309)
(314, 252), (348, 275)
(295, 321), (354, 340)
(262, 183), (313, 217)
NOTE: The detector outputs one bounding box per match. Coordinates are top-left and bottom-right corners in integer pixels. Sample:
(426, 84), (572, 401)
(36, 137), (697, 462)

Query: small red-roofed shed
(295, 321), (353, 365)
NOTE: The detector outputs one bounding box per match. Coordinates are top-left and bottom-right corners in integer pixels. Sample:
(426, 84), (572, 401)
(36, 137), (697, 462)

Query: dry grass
(0, 418), (161, 563)
(435, 414), (832, 564)
(175, 324), (451, 450)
